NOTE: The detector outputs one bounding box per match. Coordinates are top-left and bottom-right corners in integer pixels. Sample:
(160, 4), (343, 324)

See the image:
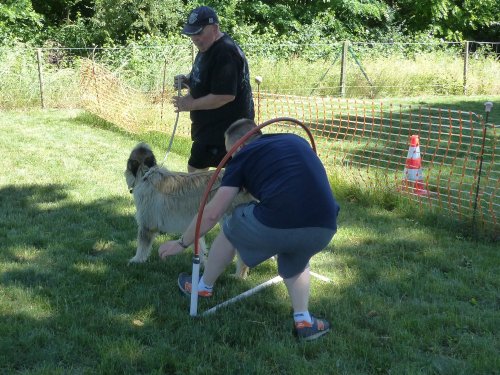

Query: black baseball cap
(182, 6), (219, 35)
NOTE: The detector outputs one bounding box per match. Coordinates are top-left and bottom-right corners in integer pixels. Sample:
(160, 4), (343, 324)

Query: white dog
(125, 143), (251, 277)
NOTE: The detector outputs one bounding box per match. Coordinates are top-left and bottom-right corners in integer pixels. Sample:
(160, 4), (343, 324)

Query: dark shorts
(223, 203), (336, 279)
(188, 142), (227, 170)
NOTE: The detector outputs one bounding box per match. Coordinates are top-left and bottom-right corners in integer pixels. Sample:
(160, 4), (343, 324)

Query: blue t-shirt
(221, 134), (340, 229)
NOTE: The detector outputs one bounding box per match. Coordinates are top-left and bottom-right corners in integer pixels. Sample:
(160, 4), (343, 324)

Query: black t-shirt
(188, 34), (255, 144)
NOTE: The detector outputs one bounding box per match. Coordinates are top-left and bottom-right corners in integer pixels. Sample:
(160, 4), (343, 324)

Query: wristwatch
(178, 236), (189, 249)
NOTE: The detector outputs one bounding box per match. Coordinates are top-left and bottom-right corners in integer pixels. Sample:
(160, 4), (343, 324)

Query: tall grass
(1, 42), (499, 109)
(250, 51), (500, 97)
(1, 109), (499, 374)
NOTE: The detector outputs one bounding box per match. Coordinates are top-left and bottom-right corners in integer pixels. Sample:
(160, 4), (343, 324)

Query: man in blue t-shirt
(159, 119), (340, 341)
(173, 6), (254, 172)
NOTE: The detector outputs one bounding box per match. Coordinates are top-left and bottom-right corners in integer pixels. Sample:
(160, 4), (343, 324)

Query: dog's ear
(125, 169), (136, 192)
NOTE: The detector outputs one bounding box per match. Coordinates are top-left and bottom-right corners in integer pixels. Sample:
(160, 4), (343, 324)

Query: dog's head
(125, 143), (157, 193)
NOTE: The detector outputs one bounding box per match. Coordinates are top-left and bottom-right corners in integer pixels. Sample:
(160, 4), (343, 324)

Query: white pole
(200, 271), (332, 317)
(189, 260), (201, 316)
(201, 275), (283, 317)
(310, 271), (332, 283)
(255, 76), (263, 124)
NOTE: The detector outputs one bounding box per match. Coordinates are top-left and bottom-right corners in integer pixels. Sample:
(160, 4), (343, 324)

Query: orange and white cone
(402, 135), (429, 196)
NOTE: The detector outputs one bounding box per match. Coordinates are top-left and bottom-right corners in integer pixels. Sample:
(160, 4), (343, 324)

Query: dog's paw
(233, 254), (249, 279)
(128, 256), (147, 264)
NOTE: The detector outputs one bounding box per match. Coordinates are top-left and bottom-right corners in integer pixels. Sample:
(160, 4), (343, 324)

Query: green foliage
(233, 0), (391, 42)
(91, 0), (186, 44)
(1, 0), (499, 48)
(31, 0), (94, 25)
(47, 14), (96, 49)
(0, 0), (44, 44)
(392, 0), (500, 41)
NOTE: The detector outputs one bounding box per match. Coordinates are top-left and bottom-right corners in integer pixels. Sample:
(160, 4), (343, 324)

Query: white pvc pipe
(189, 261), (201, 316)
(194, 270), (331, 317)
(199, 271), (332, 317)
(310, 271), (332, 283)
(201, 275), (283, 316)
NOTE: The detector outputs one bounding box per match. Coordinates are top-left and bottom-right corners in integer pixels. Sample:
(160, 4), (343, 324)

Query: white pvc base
(189, 270), (332, 317)
(189, 262), (201, 317)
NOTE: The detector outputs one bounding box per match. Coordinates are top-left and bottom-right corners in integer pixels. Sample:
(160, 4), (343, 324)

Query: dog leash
(160, 78), (183, 165)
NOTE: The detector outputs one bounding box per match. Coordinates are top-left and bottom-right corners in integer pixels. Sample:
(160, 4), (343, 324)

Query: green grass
(0, 109), (499, 374)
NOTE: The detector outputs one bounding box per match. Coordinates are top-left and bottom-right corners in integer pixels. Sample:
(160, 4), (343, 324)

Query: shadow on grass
(0, 182), (194, 372)
(1, 182), (496, 373)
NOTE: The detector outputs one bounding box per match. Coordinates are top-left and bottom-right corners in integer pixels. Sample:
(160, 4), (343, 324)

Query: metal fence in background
(1, 41), (499, 109)
(243, 40), (500, 97)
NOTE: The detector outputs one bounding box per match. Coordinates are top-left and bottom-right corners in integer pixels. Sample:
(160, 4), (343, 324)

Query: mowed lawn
(0, 109), (498, 375)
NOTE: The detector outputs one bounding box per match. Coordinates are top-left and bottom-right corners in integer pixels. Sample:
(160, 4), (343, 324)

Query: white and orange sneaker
(177, 272), (213, 297)
(295, 316), (330, 341)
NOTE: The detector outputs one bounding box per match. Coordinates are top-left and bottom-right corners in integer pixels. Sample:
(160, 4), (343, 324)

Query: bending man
(159, 119), (340, 341)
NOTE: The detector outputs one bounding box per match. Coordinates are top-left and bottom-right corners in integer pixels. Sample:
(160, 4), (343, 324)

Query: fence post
(472, 101), (493, 236)
(339, 41), (348, 97)
(160, 56), (168, 121)
(463, 41), (469, 95)
(255, 76), (263, 124)
(90, 46), (101, 107)
(36, 48), (45, 109)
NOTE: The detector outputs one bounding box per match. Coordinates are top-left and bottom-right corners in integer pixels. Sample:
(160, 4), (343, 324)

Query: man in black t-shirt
(173, 6), (255, 172)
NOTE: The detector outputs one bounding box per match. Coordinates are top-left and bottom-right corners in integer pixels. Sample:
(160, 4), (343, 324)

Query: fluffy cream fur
(125, 143), (250, 277)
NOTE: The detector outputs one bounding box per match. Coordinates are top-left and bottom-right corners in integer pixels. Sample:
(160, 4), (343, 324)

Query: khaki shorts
(223, 203), (336, 279)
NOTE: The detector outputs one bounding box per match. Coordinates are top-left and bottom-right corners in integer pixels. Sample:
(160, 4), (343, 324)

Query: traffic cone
(402, 135), (429, 196)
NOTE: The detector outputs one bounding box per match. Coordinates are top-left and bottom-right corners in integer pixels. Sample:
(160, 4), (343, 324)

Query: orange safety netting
(79, 63), (499, 234)
(257, 93), (498, 232)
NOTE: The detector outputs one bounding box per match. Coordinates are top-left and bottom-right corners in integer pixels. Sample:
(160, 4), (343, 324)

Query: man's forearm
(180, 207), (222, 248)
(175, 93), (235, 112)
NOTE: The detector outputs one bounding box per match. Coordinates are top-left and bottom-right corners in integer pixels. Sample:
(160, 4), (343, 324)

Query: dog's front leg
(129, 227), (156, 263)
(234, 252), (249, 279)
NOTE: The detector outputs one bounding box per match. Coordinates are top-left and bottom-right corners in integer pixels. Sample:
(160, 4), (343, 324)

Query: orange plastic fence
(79, 62), (499, 235)
(257, 93), (498, 234)
(80, 59), (152, 133)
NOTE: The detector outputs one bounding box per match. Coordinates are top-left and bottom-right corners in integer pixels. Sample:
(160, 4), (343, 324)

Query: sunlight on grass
(335, 225), (382, 247)
(1, 282), (54, 319)
(72, 262), (109, 275)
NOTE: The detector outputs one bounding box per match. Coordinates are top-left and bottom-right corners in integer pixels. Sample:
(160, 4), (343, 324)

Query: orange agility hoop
(189, 117), (321, 317)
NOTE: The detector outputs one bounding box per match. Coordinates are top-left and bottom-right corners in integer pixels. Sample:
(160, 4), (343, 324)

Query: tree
(0, 0), (43, 44)
(234, 0), (391, 40)
(91, 0), (185, 44)
(31, 0), (94, 25)
(390, 0), (500, 41)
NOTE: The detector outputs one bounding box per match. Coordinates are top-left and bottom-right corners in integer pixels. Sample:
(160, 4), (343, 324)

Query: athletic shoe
(177, 272), (213, 297)
(295, 316), (330, 341)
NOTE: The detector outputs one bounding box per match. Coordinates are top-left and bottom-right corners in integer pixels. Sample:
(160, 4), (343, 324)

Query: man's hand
(159, 240), (185, 259)
(173, 74), (190, 90)
(172, 94), (194, 112)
